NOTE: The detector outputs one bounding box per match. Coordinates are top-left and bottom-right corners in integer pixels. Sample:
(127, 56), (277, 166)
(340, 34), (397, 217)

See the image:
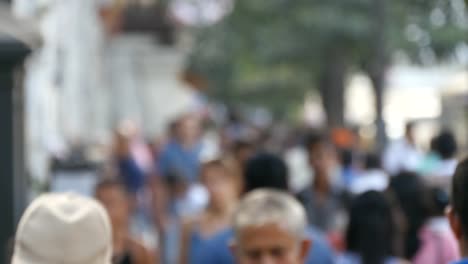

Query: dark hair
(304, 131), (329, 151)
(165, 169), (189, 187)
(389, 171), (431, 259)
(346, 191), (395, 264)
(405, 122), (416, 134)
(365, 153), (381, 170)
(429, 187), (449, 216)
(340, 149), (354, 167)
(233, 140), (254, 153)
(244, 153), (289, 193)
(433, 131), (457, 159)
(452, 158), (468, 238)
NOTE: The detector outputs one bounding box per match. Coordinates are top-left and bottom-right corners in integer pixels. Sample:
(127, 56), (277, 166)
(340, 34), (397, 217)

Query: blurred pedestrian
(95, 179), (155, 264)
(389, 172), (431, 261)
(195, 153), (335, 264)
(339, 149), (359, 189)
(411, 187), (459, 264)
(223, 139), (256, 198)
(389, 171), (458, 263)
(447, 158), (468, 264)
(350, 153), (388, 195)
(179, 159), (238, 264)
(232, 189), (311, 264)
(158, 114), (202, 183)
(426, 131), (458, 188)
(338, 191), (406, 264)
(12, 193), (112, 264)
(114, 129), (146, 195)
(297, 132), (347, 233)
(383, 122), (423, 175)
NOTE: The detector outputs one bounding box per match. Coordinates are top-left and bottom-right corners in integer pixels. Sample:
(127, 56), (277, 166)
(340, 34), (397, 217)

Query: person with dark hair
(447, 158), (468, 264)
(338, 191), (403, 264)
(194, 153), (335, 264)
(411, 186), (460, 263)
(340, 149), (359, 189)
(350, 153), (388, 195)
(297, 132), (347, 233)
(426, 131), (458, 187)
(114, 130), (146, 195)
(158, 114), (202, 183)
(243, 153), (289, 192)
(383, 122), (423, 175)
(389, 171), (459, 264)
(434, 131), (458, 160)
(179, 159), (238, 264)
(94, 179), (156, 264)
(389, 172), (431, 260)
(232, 140), (256, 170)
(223, 139), (256, 197)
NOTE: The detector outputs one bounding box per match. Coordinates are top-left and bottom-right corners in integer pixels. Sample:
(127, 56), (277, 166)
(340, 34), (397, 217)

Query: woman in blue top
(178, 158), (238, 264)
(338, 191), (408, 264)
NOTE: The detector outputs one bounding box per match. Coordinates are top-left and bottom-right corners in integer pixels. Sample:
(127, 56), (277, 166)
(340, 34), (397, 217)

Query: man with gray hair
(232, 189), (311, 264)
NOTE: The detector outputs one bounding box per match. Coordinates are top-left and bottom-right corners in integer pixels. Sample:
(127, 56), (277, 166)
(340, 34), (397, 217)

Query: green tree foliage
(189, 0), (468, 128)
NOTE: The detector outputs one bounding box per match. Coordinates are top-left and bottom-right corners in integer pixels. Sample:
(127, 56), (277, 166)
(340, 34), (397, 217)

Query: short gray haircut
(233, 189), (307, 239)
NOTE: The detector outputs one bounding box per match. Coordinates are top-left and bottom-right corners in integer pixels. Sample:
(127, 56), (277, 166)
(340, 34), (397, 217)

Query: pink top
(413, 218), (460, 264)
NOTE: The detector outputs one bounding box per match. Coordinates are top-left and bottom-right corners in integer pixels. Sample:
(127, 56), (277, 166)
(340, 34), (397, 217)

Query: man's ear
(447, 206), (463, 240)
(300, 239), (312, 261)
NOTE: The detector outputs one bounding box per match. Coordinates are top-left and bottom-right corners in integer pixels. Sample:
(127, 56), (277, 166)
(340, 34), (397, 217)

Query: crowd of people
(8, 109), (468, 264)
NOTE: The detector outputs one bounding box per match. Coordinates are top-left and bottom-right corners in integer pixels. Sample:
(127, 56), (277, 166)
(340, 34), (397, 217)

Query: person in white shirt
(383, 122), (423, 176)
(350, 153), (388, 195)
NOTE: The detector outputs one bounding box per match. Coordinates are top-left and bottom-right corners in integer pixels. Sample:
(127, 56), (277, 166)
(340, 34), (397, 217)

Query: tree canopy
(189, 0), (468, 123)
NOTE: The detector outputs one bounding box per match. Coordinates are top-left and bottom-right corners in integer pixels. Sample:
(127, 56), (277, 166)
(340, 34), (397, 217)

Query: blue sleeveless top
(337, 252), (399, 264)
(189, 230), (210, 264)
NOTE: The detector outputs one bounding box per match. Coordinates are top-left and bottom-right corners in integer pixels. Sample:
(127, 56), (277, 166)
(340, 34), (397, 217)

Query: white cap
(12, 193), (112, 264)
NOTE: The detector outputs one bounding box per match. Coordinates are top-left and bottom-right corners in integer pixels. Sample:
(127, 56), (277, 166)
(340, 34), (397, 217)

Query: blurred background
(1, 0), (468, 263)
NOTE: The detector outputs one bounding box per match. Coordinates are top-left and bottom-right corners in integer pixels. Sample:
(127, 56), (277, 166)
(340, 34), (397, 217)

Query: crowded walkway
(10, 108), (468, 264)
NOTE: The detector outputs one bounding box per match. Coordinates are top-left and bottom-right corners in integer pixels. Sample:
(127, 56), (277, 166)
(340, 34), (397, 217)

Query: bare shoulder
(127, 238), (154, 264)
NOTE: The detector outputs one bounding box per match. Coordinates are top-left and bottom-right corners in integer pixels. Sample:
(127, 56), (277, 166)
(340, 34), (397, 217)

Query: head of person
(233, 140), (256, 168)
(201, 159), (237, 208)
(164, 169), (190, 198)
(172, 114), (201, 146)
(304, 132), (335, 178)
(364, 153), (382, 170)
(243, 153), (289, 194)
(389, 171), (431, 259)
(448, 158), (468, 256)
(232, 189), (311, 264)
(95, 179), (131, 230)
(433, 131), (458, 160)
(405, 122), (416, 144)
(346, 191), (396, 264)
(12, 193), (112, 264)
(340, 149), (354, 169)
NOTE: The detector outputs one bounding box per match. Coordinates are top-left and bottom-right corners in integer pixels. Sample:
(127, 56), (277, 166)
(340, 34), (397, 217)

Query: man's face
(234, 223), (310, 264)
(308, 143), (334, 176)
(202, 165), (235, 204)
(176, 116), (201, 145)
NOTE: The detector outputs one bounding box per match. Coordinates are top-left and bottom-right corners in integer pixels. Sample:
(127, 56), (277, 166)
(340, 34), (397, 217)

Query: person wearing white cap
(12, 192), (112, 264)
